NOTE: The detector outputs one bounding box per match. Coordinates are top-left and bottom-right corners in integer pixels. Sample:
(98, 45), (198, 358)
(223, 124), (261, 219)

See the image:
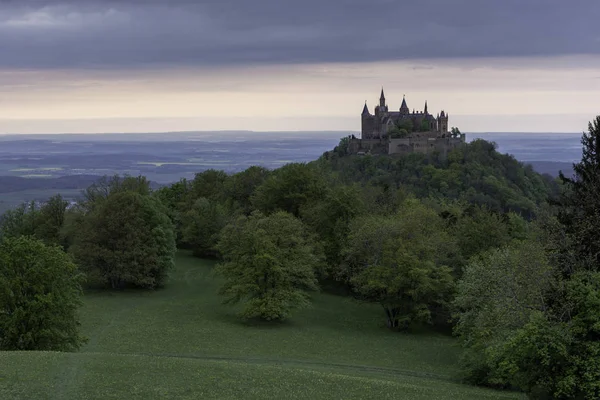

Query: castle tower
(375, 88), (388, 118)
(362, 102), (369, 116)
(361, 101), (376, 139)
(437, 110), (449, 133)
(400, 95), (409, 115)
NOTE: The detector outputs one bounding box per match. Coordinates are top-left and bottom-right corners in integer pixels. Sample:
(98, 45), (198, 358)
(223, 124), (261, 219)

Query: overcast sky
(1, 0), (599, 133)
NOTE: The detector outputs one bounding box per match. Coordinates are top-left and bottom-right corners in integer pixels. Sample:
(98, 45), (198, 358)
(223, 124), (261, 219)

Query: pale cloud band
(1, 1), (599, 133)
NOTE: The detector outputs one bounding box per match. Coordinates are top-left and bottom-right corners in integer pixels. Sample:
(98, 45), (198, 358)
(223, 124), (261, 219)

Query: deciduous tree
(0, 236), (85, 351)
(215, 211), (321, 321)
(70, 191), (176, 289)
(341, 198), (457, 330)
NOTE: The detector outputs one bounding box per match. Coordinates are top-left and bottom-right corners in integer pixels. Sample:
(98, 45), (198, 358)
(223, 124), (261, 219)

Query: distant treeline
(0, 175), (100, 194)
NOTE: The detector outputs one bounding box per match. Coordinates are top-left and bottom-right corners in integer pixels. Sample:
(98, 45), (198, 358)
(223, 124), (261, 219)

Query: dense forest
(2, 118), (600, 399)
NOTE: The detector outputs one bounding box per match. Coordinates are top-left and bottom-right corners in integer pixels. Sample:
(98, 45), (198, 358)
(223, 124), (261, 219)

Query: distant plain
(0, 131), (581, 213)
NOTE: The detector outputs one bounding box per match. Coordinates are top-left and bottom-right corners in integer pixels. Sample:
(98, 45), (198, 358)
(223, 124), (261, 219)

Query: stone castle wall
(349, 132), (466, 158)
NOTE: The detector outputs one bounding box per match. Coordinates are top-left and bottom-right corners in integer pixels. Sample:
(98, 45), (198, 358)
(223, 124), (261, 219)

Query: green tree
(80, 175), (152, 212)
(452, 206), (522, 263)
(251, 163), (327, 217)
(559, 115), (600, 273)
(189, 169), (229, 202)
(0, 202), (37, 240)
(453, 238), (554, 387)
(224, 166), (270, 215)
(341, 199), (456, 330)
(154, 178), (190, 246)
(301, 184), (365, 277)
(0, 236), (85, 351)
(396, 119), (414, 133)
(492, 271), (600, 399)
(182, 197), (228, 257)
(34, 195), (69, 247)
(215, 211), (321, 321)
(334, 136), (350, 157)
(70, 191), (176, 289)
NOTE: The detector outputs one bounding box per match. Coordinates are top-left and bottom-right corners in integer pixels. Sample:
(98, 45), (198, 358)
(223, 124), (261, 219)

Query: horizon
(0, 129), (587, 137)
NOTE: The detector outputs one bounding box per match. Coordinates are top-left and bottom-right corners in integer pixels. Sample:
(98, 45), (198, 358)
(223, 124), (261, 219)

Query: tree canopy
(69, 190), (176, 289)
(215, 211), (322, 321)
(0, 236), (85, 351)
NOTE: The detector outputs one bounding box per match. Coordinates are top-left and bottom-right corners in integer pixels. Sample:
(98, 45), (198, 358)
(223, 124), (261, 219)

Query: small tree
(70, 191), (176, 289)
(215, 211), (321, 321)
(0, 236), (85, 351)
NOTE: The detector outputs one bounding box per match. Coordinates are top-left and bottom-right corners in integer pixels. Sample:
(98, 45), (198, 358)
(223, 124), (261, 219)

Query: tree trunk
(383, 305), (400, 329)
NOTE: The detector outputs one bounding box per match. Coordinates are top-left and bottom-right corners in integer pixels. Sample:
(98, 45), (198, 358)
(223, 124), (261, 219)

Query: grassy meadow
(0, 251), (524, 399)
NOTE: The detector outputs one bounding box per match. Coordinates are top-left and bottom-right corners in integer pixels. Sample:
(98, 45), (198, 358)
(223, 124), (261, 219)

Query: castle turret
(379, 88), (386, 107)
(437, 110), (448, 133)
(400, 95), (409, 115)
(424, 101), (428, 115)
(362, 102), (370, 116)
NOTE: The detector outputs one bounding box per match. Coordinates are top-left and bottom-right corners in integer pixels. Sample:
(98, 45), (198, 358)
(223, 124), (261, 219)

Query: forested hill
(319, 138), (559, 216)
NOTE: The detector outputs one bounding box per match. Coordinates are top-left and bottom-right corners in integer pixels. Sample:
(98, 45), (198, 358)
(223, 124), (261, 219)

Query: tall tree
(0, 236), (85, 351)
(559, 116), (600, 273)
(453, 238), (554, 387)
(80, 175), (151, 212)
(34, 194), (69, 247)
(251, 163), (327, 217)
(341, 198), (457, 330)
(215, 211), (321, 321)
(182, 197), (228, 257)
(70, 191), (176, 289)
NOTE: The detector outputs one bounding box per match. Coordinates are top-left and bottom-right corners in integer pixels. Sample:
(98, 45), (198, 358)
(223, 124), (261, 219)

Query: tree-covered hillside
(321, 138), (559, 217)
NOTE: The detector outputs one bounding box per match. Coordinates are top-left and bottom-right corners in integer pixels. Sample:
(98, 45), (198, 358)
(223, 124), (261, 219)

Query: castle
(348, 89), (465, 157)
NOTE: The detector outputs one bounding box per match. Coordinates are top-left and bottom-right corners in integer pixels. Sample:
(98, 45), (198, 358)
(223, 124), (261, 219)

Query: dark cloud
(1, 0), (599, 69)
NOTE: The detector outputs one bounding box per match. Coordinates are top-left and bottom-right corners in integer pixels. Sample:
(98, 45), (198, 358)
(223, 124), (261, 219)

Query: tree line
(1, 118), (600, 398)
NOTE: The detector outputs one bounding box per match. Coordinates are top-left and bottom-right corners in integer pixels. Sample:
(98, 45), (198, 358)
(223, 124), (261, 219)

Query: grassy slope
(0, 252), (524, 399)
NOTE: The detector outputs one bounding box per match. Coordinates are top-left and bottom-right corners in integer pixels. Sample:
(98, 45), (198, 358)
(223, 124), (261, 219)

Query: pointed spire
(362, 101), (369, 115)
(379, 87), (386, 107)
(400, 94), (409, 114)
(380, 87), (385, 100)
(440, 110), (445, 117)
(424, 101), (428, 115)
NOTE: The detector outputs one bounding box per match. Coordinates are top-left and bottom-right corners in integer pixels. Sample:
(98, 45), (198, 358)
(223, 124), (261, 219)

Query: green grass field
(0, 252), (525, 399)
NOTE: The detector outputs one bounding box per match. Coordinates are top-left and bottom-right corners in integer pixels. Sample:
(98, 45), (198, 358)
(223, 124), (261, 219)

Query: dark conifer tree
(558, 116), (600, 273)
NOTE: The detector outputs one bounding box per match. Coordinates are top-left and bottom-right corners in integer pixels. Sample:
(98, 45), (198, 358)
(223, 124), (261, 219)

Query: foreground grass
(0, 251), (524, 399)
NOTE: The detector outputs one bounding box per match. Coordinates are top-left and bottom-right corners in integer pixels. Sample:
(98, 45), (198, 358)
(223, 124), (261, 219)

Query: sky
(1, 0), (599, 134)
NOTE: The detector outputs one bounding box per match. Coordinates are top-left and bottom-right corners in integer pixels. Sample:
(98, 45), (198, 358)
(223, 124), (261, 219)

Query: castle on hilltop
(349, 89), (465, 157)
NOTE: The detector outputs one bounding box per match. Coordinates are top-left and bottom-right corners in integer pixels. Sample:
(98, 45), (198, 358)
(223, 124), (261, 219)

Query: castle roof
(400, 97), (408, 109)
(362, 103), (370, 115)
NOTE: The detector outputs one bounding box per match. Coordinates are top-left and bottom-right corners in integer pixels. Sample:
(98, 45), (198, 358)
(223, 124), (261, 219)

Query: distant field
(0, 252), (524, 399)
(0, 188), (82, 214)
